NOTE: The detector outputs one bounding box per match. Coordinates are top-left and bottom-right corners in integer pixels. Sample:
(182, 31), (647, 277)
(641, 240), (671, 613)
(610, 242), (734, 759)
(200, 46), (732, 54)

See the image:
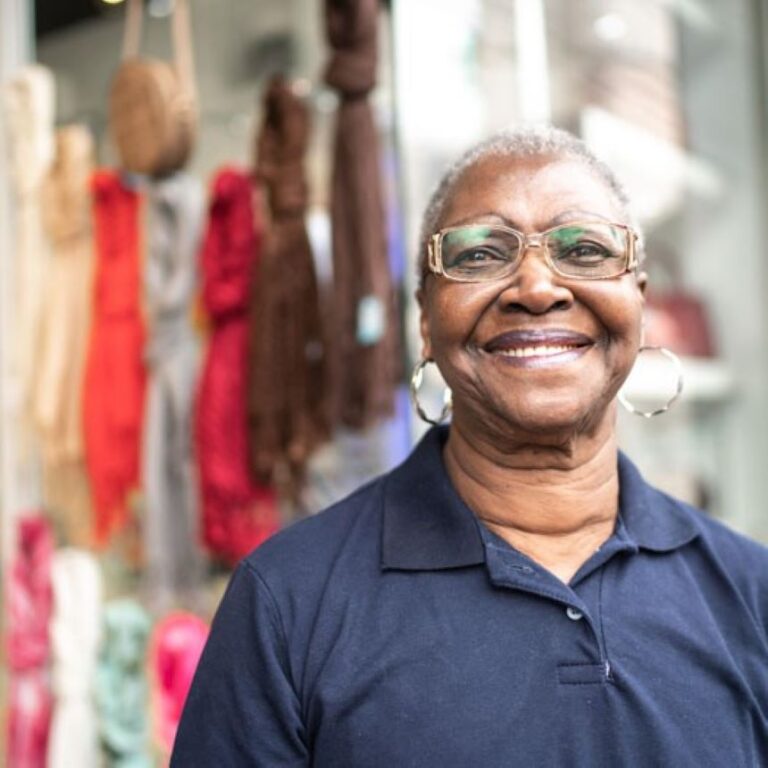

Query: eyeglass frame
(426, 220), (640, 283)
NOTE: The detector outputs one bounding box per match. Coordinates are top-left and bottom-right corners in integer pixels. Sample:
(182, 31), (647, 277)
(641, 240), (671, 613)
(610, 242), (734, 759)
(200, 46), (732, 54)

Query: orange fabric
(83, 170), (146, 547)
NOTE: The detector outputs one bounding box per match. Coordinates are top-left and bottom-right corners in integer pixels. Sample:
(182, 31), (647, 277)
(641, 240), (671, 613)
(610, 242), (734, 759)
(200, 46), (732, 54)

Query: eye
(558, 241), (615, 264)
(453, 247), (505, 267)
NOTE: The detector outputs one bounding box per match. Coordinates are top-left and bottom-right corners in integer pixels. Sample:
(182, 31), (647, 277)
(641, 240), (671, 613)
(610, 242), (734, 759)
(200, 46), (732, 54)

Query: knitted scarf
(325, 0), (400, 429)
(3, 65), (55, 427)
(148, 612), (208, 755)
(6, 515), (54, 768)
(94, 600), (152, 767)
(196, 167), (279, 563)
(35, 124), (95, 548)
(247, 77), (328, 492)
(143, 172), (205, 598)
(83, 170), (146, 548)
(3, 65), (55, 502)
(47, 549), (103, 768)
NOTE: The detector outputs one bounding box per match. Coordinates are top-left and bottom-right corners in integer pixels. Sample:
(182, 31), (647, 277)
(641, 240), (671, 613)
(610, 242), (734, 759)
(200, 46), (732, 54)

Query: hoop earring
(618, 346), (684, 419)
(410, 359), (452, 426)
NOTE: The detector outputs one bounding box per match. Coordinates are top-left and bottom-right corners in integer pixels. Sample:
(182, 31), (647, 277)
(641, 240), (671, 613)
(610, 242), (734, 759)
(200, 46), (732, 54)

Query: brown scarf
(247, 76), (328, 491)
(325, 0), (400, 429)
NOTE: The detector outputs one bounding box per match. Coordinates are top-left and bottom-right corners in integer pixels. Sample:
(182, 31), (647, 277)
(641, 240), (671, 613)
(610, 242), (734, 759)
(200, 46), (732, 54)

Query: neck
(443, 419), (620, 584)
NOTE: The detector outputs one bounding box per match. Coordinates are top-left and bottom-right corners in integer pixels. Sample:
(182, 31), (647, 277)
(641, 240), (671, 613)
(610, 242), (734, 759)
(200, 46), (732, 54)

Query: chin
(480, 392), (614, 440)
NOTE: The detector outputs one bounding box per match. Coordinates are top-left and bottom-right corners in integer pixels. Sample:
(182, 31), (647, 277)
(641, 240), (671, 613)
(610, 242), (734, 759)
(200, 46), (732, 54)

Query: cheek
(424, 286), (492, 348)
(583, 283), (644, 343)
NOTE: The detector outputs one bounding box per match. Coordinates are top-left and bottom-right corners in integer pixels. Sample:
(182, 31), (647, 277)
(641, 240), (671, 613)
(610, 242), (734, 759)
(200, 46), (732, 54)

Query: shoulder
(620, 452), (768, 581)
(242, 473), (387, 590)
(669, 491), (768, 573)
(655, 489), (768, 624)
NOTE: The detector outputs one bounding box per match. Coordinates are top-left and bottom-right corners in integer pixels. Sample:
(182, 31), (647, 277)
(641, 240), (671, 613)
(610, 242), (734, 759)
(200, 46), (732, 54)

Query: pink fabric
(6, 516), (55, 768)
(149, 613), (209, 753)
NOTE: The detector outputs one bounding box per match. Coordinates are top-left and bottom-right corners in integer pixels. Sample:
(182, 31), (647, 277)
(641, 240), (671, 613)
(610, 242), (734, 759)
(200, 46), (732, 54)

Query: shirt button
(566, 606), (584, 621)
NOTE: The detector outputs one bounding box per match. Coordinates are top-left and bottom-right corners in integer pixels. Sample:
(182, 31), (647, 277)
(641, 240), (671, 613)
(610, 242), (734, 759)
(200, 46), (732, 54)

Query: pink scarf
(6, 515), (55, 768)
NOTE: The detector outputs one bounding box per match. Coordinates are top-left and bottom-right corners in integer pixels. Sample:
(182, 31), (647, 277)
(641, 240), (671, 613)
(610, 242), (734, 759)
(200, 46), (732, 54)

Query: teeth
(496, 345), (578, 358)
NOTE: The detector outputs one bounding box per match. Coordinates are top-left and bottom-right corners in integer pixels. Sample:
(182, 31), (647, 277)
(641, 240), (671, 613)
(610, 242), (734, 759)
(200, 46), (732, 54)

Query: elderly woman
(172, 128), (768, 766)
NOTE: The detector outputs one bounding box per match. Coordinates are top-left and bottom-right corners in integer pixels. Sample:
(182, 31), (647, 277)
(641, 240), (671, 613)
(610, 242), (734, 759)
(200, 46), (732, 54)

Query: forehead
(438, 154), (624, 230)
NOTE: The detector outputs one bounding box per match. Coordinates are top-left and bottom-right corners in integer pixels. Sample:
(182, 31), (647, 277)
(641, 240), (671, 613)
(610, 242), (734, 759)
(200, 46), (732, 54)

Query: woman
(172, 128), (768, 766)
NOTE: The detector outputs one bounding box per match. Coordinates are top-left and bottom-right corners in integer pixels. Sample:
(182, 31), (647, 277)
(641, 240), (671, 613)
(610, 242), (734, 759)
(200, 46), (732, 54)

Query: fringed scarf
(6, 515), (54, 768)
(83, 170), (146, 548)
(148, 612), (208, 756)
(2, 65), (55, 502)
(3, 65), (55, 427)
(247, 77), (328, 491)
(35, 124), (95, 548)
(48, 549), (103, 768)
(196, 167), (279, 563)
(325, 0), (400, 429)
(95, 600), (152, 767)
(143, 172), (205, 600)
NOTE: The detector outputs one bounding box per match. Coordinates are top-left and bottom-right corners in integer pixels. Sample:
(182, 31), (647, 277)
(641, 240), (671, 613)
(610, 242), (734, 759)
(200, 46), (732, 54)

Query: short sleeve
(170, 562), (309, 766)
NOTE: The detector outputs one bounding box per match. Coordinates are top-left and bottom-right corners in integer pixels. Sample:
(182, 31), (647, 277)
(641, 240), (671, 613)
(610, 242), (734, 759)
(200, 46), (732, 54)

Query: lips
(482, 329), (593, 366)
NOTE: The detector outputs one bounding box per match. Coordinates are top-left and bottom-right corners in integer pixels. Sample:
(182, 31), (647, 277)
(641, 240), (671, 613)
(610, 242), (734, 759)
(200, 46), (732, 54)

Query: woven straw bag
(109, 0), (197, 177)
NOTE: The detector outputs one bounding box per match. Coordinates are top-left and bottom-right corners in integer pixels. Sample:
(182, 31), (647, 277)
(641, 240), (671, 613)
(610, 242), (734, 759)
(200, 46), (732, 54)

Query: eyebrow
(448, 209), (614, 229)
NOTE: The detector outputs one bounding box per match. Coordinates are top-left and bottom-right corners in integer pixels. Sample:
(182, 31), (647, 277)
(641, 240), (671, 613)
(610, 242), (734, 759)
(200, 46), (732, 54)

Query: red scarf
(83, 170), (146, 547)
(196, 167), (279, 563)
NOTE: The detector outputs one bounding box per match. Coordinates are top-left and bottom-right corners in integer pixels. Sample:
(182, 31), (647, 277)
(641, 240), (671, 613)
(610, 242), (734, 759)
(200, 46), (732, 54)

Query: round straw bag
(109, 0), (197, 177)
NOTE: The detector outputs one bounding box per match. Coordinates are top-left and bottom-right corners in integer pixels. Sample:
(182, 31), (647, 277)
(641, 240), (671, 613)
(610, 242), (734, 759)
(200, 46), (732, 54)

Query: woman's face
(419, 154), (646, 439)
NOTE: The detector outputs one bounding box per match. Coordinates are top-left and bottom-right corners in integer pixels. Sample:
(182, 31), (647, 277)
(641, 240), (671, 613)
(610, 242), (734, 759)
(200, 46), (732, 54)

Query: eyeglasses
(427, 221), (639, 283)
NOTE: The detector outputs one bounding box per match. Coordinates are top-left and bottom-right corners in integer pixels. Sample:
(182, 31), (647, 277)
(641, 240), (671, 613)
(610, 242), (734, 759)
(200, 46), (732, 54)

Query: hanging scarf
(34, 124), (95, 547)
(2, 65), (55, 507)
(143, 172), (205, 600)
(95, 600), (153, 768)
(83, 170), (146, 548)
(47, 549), (103, 768)
(6, 515), (54, 768)
(197, 167), (279, 563)
(325, 0), (400, 429)
(3, 65), (55, 424)
(247, 76), (328, 491)
(148, 612), (208, 755)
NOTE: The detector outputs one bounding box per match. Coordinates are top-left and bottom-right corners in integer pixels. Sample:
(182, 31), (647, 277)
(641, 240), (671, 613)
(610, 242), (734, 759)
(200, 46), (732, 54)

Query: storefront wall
(3, 0), (768, 553)
(393, 0), (768, 542)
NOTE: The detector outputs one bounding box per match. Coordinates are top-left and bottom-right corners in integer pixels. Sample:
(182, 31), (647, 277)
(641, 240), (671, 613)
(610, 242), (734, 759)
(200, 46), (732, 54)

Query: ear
(416, 286), (433, 360)
(636, 270), (648, 298)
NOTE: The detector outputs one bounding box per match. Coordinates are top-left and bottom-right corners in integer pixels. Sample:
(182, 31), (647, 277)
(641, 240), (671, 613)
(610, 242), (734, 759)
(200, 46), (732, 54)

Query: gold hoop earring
(618, 346), (684, 419)
(410, 359), (452, 426)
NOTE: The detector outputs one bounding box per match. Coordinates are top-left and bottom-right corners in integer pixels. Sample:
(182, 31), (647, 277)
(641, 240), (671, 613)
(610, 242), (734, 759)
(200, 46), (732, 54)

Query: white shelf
(621, 356), (733, 404)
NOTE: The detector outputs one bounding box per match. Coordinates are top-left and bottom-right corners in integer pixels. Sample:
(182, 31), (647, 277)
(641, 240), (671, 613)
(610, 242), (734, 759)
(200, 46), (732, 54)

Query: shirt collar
(381, 426), (484, 570)
(616, 450), (700, 552)
(381, 426), (699, 571)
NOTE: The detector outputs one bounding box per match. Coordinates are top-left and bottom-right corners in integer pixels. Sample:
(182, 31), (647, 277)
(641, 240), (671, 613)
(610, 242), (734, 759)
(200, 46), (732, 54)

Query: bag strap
(121, 0), (144, 61)
(121, 0), (197, 101)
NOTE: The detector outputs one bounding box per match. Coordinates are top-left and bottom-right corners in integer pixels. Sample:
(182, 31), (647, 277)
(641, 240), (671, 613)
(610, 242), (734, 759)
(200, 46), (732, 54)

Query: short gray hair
(417, 126), (642, 288)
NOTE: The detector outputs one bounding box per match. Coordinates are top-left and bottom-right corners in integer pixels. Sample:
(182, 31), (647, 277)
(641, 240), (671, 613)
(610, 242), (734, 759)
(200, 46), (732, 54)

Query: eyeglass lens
(439, 223), (629, 281)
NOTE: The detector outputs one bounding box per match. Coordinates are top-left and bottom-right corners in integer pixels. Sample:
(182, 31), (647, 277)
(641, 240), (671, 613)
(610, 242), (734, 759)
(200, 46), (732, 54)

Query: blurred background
(2, 0), (768, 764)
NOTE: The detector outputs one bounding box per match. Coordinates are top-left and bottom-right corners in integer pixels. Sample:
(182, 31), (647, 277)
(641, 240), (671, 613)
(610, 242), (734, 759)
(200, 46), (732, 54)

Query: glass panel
(393, 0), (768, 538)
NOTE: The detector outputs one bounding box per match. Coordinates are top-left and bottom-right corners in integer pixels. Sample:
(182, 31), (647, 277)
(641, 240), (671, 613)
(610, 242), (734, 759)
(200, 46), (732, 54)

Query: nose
(495, 244), (574, 315)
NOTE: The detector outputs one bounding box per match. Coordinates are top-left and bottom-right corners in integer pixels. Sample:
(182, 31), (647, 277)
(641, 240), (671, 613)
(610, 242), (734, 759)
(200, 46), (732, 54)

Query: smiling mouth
(495, 344), (585, 359)
(482, 331), (593, 367)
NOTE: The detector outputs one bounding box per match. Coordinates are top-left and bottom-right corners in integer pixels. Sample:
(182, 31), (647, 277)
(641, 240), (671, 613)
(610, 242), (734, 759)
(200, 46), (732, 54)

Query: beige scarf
(3, 65), (56, 421)
(2, 64), (56, 516)
(35, 124), (96, 547)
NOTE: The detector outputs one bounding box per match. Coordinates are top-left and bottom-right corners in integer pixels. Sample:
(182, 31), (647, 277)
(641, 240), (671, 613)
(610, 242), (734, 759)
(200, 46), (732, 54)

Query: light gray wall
(677, 0), (768, 539)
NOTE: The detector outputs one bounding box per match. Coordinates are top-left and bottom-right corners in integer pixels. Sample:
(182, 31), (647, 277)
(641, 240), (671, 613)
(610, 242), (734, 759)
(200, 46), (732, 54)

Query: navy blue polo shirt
(172, 427), (768, 767)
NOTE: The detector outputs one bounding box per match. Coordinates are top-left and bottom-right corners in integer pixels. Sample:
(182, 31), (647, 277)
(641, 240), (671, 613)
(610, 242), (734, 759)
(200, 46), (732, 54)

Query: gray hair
(417, 126), (643, 288)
